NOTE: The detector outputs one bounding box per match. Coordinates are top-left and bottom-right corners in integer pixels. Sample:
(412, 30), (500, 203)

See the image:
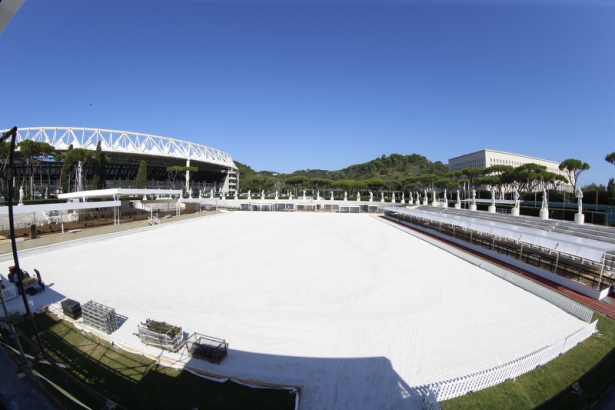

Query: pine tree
(136, 161), (148, 189)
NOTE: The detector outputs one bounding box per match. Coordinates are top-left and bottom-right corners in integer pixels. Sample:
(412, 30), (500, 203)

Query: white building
(448, 149), (571, 191)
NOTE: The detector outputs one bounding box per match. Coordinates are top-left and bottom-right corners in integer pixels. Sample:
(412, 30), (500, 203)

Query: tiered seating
(417, 206), (615, 268)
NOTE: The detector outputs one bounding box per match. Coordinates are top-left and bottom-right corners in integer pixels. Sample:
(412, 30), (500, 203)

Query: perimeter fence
(380, 215), (600, 405)
(1, 286), (19, 303)
(421, 321), (597, 402)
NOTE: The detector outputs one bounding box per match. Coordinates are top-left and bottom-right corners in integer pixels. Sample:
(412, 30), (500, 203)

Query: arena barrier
(379, 216), (599, 404)
(1, 286), (19, 302)
(421, 320), (597, 402)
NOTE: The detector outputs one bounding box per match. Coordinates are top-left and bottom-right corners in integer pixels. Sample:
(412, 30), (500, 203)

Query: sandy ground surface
(2, 212), (588, 409)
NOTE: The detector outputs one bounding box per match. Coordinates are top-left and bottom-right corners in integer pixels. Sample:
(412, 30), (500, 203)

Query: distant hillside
(282, 153), (448, 180)
(234, 154), (449, 192)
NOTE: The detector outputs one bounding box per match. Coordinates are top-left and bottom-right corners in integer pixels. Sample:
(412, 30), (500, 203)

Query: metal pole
(598, 257), (606, 290)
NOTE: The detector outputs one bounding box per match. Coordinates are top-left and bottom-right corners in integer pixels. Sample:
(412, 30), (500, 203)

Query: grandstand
(1, 127), (239, 196)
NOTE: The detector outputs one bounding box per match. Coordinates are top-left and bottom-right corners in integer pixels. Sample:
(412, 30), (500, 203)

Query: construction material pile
(82, 300), (118, 334)
(137, 319), (183, 352)
(185, 333), (228, 364)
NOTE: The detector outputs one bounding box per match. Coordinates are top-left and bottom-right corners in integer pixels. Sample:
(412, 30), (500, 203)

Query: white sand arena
(3, 212), (588, 409)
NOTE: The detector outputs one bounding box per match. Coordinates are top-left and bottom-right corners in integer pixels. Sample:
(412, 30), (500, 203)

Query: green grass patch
(15, 312), (296, 410)
(440, 312), (615, 410)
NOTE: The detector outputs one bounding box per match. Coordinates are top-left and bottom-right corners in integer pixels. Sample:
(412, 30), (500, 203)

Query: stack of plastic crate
(82, 300), (118, 334)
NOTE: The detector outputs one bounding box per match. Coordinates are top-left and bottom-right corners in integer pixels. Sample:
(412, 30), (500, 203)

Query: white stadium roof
(2, 127), (238, 170)
(0, 0), (25, 35)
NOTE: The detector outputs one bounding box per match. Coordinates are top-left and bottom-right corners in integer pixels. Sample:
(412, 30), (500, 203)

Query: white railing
(422, 399), (442, 410)
(421, 321), (597, 402)
(6, 127), (237, 170)
(2, 286), (19, 302)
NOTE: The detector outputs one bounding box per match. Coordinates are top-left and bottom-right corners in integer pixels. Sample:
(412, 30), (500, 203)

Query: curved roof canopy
(5, 127), (238, 171)
(0, 0), (25, 35)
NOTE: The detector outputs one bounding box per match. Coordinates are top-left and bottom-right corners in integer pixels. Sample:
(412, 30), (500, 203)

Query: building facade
(448, 149), (571, 191)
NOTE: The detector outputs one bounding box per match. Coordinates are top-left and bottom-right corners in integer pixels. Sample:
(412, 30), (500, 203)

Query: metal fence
(423, 321), (597, 402)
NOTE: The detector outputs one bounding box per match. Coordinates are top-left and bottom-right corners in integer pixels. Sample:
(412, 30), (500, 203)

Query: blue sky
(1, 0), (614, 185)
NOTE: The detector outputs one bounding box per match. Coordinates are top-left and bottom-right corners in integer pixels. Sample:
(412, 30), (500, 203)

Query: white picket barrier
(422, 398), (442, 410)
(2, 286), (19, 302)
(424, 321), (597, 402)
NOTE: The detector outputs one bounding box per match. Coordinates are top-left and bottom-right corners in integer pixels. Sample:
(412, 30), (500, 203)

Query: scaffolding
(137, 319), (184, 352)
(184, 332), (228, 364)
(82, 300), (119, 335)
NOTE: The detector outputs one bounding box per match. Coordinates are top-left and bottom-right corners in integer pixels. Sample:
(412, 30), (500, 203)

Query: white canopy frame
(57, 188), (183, 225)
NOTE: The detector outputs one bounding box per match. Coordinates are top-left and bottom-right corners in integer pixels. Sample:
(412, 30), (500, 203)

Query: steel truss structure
(6, 127), (237, 170)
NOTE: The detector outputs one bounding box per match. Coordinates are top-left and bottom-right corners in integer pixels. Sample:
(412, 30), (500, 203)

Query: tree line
(2, 138), (614, 204)
(237, 154), (615, 205)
